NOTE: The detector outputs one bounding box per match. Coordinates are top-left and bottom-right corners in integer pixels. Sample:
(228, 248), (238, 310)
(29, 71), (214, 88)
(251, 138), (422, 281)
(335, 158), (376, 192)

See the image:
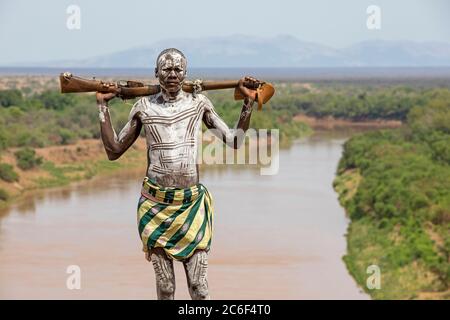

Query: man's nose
(168, 70), (177, 78)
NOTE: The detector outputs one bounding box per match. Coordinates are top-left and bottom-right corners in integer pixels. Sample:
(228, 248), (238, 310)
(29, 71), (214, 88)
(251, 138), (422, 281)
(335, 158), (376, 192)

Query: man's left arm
(202, 76), (258, 149)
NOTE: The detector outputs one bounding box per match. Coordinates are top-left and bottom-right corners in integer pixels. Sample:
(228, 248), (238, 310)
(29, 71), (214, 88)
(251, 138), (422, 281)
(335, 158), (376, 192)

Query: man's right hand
(96, 92), (117, 104)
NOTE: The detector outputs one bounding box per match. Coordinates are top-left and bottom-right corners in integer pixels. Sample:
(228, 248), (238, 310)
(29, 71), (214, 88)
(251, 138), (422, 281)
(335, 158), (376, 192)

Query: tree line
(335, 89), (450, 299)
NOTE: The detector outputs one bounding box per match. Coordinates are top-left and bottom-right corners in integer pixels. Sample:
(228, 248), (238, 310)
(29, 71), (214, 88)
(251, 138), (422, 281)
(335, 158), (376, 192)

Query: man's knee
(157, 278), (176, 299)
(189, 280), (209, 300)
(150, 248), (176, 299)
(185, 250), (210, 300)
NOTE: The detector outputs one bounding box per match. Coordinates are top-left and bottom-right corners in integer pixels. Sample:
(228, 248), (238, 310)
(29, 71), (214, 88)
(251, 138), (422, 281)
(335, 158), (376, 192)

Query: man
(96, 48), (258, 300)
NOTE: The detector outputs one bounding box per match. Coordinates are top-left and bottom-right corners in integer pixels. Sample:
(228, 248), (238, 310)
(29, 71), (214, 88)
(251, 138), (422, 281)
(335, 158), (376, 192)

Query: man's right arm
(97, 92), (143, 160)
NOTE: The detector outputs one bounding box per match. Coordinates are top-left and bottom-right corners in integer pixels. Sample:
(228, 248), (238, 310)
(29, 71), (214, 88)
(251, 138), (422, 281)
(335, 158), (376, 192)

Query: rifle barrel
(59, 73), (268, 101)
(201, 80), (240, 90)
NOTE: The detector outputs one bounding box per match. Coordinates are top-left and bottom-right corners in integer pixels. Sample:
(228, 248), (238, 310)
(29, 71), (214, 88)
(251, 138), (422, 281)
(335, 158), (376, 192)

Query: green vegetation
(0, 86), (313, 153)
(34, 151), (138, 189)
(0, 90), (114, 149)
(0, 188), (9, 201)
(0, 163), (19, 182)
(14, 148), (43, 170)
(1, 80), (449, 154)
(0, 89), (23, 107)
(1, 77), (450, 299)
(267, 82), (448, 121)
(35, 161), (81, 188)
(334, 91), (450, 299)
(2, 81), (446, 153)
(206, 89), (311, 147)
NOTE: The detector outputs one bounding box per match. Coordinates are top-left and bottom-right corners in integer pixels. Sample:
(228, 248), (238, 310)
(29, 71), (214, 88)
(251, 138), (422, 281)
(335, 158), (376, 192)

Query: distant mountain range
(14, 35), (450, 68)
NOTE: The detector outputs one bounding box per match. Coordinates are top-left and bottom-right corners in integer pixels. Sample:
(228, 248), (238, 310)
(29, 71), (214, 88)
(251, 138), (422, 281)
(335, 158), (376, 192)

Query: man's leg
(182, 249), (210, 300)
(148, 248), (176, 300)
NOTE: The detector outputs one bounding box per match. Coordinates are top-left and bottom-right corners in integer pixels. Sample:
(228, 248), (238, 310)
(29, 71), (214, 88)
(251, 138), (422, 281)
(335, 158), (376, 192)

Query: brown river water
(0, 131), (369, 299)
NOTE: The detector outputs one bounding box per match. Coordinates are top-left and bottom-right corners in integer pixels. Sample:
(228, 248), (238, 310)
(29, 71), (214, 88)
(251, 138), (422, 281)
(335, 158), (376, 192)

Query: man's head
(155, 48), (187, 95)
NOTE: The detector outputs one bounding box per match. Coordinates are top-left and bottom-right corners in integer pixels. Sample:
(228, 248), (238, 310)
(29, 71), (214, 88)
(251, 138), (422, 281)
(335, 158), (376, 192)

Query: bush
(58, 128), (76, 145)
(0, 163), (19, 182)
(36, 90), (75, 110)
(14, 148), (43, 170)
(0, 89), (23, 107)
(0, 188), (9, 201)
(0, 129), (7, 152)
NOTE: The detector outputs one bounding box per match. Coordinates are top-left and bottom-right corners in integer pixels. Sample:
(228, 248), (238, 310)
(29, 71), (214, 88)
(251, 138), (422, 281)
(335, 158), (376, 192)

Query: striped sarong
(137, 177), (214, 260)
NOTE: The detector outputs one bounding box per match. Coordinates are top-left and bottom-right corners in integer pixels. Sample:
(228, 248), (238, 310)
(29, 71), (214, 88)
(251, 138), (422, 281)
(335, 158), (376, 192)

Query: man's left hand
(238, 76), (260, 101)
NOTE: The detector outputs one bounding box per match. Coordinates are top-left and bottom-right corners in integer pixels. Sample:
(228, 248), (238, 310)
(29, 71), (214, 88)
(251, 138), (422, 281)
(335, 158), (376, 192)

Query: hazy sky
(0, 0), (449, 65)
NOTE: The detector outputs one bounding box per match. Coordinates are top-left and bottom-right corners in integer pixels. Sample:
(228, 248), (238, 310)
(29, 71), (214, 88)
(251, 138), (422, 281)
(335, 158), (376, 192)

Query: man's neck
(160, 88), (183, 103)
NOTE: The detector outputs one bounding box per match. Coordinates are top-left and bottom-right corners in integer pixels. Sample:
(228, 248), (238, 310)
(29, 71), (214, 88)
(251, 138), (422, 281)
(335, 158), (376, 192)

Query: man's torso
(134, 91), (209, 188)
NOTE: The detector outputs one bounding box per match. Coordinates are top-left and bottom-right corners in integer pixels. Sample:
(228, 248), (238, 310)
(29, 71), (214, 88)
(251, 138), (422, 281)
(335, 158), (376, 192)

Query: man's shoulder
(196, 93), (213, 109)
(138, 94), (157, 106)
(128, 96), (153, 119)
(133, 94), (159, 111)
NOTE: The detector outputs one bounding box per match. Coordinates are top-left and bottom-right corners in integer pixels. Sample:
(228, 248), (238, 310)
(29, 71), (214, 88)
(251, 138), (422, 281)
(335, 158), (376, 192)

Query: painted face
(155, 52), (187, 95)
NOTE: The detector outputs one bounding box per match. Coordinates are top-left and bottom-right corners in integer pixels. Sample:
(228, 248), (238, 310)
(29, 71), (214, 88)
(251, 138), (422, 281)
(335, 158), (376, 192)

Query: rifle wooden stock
(59, 72), (275, 109)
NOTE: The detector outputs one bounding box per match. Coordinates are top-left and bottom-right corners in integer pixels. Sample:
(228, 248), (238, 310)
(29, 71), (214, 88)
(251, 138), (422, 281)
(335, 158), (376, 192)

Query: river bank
(0, 116), (397, 212)
(0, 121), (406, 298)
(0, 133), (368, 299)
(333, 118), (450, 300)
(0, 138), (149, 210)
(294, 114), (402, 130)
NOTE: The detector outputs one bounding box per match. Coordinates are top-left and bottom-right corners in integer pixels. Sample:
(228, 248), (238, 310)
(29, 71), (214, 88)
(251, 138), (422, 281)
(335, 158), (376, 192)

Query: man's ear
(154, 67), (158, 78)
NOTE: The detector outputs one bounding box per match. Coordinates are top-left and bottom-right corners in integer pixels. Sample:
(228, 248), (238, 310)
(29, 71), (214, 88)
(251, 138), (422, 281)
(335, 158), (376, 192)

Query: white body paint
(98, 104), (107, 123)
(128, 90), (240, 183)
(97, 48), (255, 300)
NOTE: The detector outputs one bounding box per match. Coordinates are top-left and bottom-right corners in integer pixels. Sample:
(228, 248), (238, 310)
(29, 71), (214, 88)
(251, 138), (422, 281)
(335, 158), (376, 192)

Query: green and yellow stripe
(137, 177), (214, 260)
